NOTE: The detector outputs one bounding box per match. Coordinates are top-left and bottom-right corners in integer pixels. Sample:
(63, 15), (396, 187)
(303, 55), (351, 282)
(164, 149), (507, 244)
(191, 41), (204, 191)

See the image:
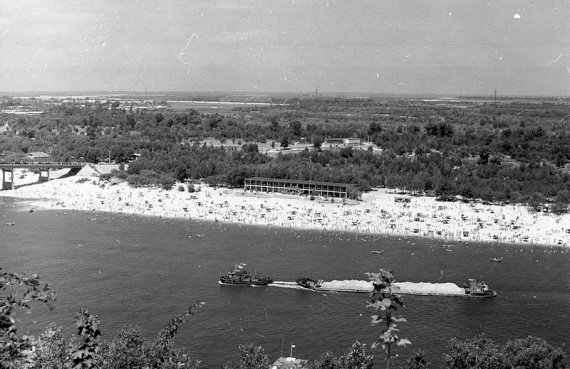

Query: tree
(367, 269), (411, 369)
(556, 189), (570, 204)
(69, 309), (102, 369)
(528, 192), (546, 211)
(340, 146), (353, 159)
(337, 341), (373, 369)
(402, 350), (430, 369)
(175, 164), (188, 182)
(503, 336), (566, 369)
(100, 326), (147, 369)
(290, 120), (302, 137)
(0, 268), (56, 368)
(312, 136), (324, 150)
(280, 136), (290, 149)
(31, 323), (66, 369)
(222, 344), (270, 369)
(477, 148), (490, 165)
(308, 342), (373, 369)
(444, 334), (505, 369)
(158, 175), (176, 190)
(444, 334), (566, 369)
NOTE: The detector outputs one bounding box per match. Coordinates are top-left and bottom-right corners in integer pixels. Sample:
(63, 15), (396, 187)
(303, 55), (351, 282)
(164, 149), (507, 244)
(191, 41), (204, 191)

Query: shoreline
(2, 172), (570, 248)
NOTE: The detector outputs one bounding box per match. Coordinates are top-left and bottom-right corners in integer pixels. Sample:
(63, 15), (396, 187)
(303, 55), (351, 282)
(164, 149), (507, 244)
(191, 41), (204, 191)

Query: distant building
(271, 357), (308, 369)
(0, 122), (10, 133)
(27, 152), (50, 160)
(321, 137), (382, 154)
(244, 177), (351, 198)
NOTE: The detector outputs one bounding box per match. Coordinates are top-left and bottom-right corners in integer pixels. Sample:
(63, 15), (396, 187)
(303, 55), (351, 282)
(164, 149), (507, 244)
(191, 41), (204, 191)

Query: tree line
(1, 98), (570, 207)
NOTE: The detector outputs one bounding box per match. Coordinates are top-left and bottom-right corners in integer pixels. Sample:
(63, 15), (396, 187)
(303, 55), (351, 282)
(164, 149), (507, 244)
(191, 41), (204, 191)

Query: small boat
(296, 277), (323, 290)
(371, 250), (384, 255)
(490, 257), (503, 262)
(6, 222), (15, 226)
(464, 278), (497, 298)
(219, 264), (273, 286)
(196, 234), (205, 238)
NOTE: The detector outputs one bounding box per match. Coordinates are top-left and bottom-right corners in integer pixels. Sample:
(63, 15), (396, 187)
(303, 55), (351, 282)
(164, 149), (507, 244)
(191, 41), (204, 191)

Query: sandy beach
(2, 169), (570, 247)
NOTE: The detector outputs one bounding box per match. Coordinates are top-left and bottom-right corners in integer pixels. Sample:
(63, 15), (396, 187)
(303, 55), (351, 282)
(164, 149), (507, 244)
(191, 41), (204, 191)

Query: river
(1, 197), (569, 367)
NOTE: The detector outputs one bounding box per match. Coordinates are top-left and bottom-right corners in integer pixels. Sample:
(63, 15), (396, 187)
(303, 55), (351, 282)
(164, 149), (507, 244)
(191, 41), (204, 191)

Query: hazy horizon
(1, 1), (568, 96)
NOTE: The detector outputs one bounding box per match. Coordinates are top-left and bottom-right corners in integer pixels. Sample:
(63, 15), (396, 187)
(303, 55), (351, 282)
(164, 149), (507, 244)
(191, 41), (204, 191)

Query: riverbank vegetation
(2, 94), (570, 206)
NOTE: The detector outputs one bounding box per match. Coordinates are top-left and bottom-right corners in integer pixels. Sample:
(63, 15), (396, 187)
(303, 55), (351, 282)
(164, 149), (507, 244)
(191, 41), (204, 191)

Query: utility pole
(494, 89), (497, 104)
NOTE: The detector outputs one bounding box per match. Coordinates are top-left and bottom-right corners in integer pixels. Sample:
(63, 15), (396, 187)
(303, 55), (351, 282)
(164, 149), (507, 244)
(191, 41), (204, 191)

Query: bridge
(0, 162), (86, 190)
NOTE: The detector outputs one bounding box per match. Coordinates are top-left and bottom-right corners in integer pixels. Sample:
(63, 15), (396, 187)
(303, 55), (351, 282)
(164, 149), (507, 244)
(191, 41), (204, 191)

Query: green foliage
(30, 323), (67, 369)
(402, 350), (430, 369)
(158, 175), (176, 190)
(0, 269), (56, 368)
(309, 351), (338, 369)
(444, 333), (566, 369)
(308, 341), (373, 369)
(98, 173), (112, 181)
(222, 344), (270, 369)
(337, 341), (374, 369)
(69, 309), (101, 369)
(1, 266), (203, 369)
(367, 269), (411, 369)
(503, 336), (566, 369)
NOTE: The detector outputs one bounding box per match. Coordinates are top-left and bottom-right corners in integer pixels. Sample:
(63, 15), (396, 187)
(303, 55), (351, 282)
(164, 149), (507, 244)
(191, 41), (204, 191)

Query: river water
(1, 197), (569, 367)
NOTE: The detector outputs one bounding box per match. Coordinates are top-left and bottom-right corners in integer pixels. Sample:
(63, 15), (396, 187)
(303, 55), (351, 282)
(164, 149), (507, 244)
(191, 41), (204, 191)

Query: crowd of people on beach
(4, 171), (570, 248)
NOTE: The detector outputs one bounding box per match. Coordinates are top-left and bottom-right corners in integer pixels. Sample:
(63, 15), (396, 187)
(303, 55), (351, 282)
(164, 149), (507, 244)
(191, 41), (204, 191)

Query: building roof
(245, 177), (351, 188)
(28, 152), (50, 158)
(271, 357), (308, 369)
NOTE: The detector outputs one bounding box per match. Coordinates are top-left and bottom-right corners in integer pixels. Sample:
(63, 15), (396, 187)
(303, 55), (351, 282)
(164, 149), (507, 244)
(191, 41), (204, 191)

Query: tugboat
(296, 277), (323, 290)
(219, 264), (273, 286)
(464, 278), (497, 298)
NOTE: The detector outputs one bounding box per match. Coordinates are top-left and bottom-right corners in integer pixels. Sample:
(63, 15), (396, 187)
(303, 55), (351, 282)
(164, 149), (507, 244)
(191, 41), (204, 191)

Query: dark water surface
(1, 197), (569, 367)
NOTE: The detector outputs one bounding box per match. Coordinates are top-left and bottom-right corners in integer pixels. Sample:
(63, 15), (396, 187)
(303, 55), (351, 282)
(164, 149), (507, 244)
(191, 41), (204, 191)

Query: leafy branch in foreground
(145, 300), (205, 368)
(367, 269), (411, 369)
(0, 268), (56, 368)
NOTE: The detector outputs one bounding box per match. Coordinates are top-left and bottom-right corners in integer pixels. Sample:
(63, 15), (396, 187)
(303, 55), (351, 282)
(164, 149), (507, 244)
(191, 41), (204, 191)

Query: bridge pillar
(2, 169), (14, 190)
(39, 169), (50, 183)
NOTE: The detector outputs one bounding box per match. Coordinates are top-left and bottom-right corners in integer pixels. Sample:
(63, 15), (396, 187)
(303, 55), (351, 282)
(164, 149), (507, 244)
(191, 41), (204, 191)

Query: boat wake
(270, 280), (466, 296)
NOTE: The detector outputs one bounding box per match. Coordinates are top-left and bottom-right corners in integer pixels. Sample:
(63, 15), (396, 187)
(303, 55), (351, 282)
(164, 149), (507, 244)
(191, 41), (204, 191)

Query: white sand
(2, 170), (570, 247)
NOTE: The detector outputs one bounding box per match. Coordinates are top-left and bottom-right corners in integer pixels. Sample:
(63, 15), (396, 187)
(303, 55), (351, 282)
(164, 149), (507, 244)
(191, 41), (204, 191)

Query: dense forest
(2, 95), (570, 208)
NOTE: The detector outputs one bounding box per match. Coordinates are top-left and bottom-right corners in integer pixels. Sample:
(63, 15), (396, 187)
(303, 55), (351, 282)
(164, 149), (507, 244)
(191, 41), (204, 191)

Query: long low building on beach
(244, 177), (351, 198)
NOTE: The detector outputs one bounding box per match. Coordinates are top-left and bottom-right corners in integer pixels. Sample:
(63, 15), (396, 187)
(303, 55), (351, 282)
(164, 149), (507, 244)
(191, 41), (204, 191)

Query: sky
(0, 0), (568, 96)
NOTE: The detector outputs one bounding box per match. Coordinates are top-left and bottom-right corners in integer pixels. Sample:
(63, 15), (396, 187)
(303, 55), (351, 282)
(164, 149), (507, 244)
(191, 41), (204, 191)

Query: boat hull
(465, 291), (497, 298)
(219, 264), (273, 286)
(218, 280), (272, 287)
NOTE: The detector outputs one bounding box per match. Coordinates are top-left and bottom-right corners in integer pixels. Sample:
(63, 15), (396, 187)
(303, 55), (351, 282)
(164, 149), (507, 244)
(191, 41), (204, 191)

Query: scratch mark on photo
(547, 55), (561, 66)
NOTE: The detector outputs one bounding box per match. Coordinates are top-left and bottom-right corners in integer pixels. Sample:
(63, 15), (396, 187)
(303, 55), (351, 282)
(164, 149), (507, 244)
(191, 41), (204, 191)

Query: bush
(444, 333), (566, 369)
(178, 185), (186, 192)
(116, 170), (128, 180)
(158, 175), (176, 190)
